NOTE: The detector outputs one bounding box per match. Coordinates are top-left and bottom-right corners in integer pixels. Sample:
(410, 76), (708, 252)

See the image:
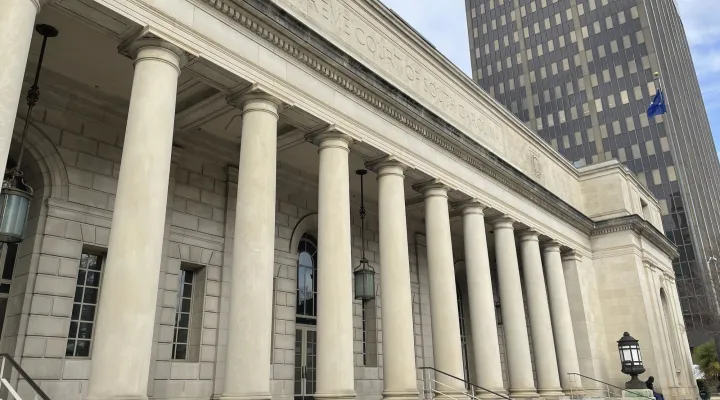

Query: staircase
(567, 373), (654, 400)
(420, 367), (512, 400)
(0, 354), (50, 400)
(420, 368), (655, 400)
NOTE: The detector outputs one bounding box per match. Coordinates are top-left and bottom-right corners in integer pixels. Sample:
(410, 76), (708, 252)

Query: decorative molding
(197, 0), (597, 234)
(592, 215), (678, 258)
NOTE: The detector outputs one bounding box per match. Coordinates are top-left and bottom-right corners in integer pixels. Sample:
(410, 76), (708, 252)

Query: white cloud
(676, 0), (720, 47)
(380, 0), (471, 75)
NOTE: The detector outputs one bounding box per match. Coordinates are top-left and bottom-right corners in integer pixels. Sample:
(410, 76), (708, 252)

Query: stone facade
(0, 0), (699, 400)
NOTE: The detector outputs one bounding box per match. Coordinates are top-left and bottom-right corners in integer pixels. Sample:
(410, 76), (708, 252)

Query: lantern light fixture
(617, 332), (646, 389)
(0, 24), (58, 244)
(353, 169), (376, 301)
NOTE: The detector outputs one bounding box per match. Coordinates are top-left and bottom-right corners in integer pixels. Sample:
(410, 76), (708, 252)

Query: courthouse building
(0, 0), (700, 400)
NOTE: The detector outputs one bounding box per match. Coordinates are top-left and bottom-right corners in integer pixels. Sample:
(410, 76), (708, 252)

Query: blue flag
(647, 89), (667, 117)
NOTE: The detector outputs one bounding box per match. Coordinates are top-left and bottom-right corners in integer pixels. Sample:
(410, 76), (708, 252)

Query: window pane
(66, 252), (103, 357)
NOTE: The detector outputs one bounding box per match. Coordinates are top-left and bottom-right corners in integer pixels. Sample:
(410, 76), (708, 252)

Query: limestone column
(492, 217), (536, 397)
(309, 129), (356, 400)
(418, 182), (465, 393)
(543, 243), (582, 393)
(370, 158), (418, 400)
(0, 0), (48, 173)
(87, 39), (186, 400)
(459, 201), (505, 396)
(221, 93), (282, 400)
(519, 230), (563, 397)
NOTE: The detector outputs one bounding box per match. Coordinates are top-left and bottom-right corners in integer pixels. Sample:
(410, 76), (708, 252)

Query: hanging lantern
(617, 332), (646, 389)
(353, 170), (376, 301)
(0, 24), (58, 244)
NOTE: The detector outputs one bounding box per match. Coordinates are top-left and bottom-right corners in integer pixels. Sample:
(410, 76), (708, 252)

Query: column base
(509, 388), (540, 398)
(383, 390), (420, 400)
(216, 394), (272, 400)
(474, 389), (509, 399)
(314, 391), (357, 400)
(538, 388), (565, 398)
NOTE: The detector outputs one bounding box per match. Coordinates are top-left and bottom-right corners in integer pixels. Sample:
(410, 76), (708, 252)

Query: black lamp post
(353, 169), (375, 301)
(618, 332), (646, 389)
(0, 24), (58, 243)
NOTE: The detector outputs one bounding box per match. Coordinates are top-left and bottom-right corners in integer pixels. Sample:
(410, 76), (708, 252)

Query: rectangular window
(610, 40), (618, 53)
(173, 269), (195, 360)
(612, 120), (621, 135)
(559, 110), (566, 124)
(598, 45), (606, 58)
(575, 131), (582, 144)
(640, 112), (650, 127)
(600, 124), (608, 138)
(618, 11), (626, 24)
(563, 135), (570, 148)
(634, 86), (643, 101)
(629, 60), (638, 74)
(172, 264), (206, 361)
(668, 166), (677, 182)
(631, 6), (639, 19)
(67, 252), (103, 357)
(660, 199), (669, 216)
(637, 172), (647, 187)
(632, 144), (641, 159)
(603, 69), (611, 83)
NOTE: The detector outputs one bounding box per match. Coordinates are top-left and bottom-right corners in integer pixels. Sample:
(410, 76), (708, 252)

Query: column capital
(457, 199), (487, 216)
(119, 36), (189, 73)
(412, 179), (451, 198)
(305, 125), (354, 150)
(542, 240), (562, 253)
(490, 215), (515, 229)
(518, 229), (540, 242)
(227, 83), (292, 114)
(561, 250), (582, 262)
(366, 155), (411, 177)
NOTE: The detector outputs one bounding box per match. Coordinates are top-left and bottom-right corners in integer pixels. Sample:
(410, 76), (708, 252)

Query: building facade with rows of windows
(0, 0), (700, 399)
(465, 0), (720, 348)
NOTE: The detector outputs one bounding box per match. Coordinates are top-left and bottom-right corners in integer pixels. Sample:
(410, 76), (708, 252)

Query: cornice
(199, 0), (596, 234)
(592, 215), (678, 259)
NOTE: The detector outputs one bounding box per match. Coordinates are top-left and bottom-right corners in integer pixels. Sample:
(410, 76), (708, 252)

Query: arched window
(296, 234), (318, 325)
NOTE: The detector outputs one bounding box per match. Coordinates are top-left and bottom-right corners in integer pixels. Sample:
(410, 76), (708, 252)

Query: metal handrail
(0, 353), (50, 400)
(419, 366), (512, 400)
(568, 372), (654, 400)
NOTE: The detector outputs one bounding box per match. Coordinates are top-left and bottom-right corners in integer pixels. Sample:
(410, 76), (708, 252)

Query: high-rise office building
(466, 0), (720, 347)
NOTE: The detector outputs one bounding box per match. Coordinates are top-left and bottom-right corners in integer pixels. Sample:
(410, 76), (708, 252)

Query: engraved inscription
(277, 0), (503, 153)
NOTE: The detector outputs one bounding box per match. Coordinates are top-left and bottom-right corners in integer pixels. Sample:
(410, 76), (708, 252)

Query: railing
(567, 373), (654, 400)
(0, 354), (50, 400)
(420, 367), (512, 400)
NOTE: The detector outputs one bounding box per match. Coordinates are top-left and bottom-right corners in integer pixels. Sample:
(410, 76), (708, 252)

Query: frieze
(203, 0), (598, 233)
(273, 0), (505, 156)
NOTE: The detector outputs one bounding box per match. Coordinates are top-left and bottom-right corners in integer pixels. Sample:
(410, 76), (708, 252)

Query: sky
(381, 0), (720, 157)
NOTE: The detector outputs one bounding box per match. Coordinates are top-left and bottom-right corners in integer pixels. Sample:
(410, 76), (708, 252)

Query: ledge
(592, 215), (678, 258)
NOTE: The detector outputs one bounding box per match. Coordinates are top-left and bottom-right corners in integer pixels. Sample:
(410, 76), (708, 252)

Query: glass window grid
(66, 252), (103, 357)
(172, 269), (195, 360)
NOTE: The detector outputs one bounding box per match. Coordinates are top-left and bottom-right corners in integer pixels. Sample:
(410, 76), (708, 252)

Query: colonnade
(2, 3), (584, 399)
